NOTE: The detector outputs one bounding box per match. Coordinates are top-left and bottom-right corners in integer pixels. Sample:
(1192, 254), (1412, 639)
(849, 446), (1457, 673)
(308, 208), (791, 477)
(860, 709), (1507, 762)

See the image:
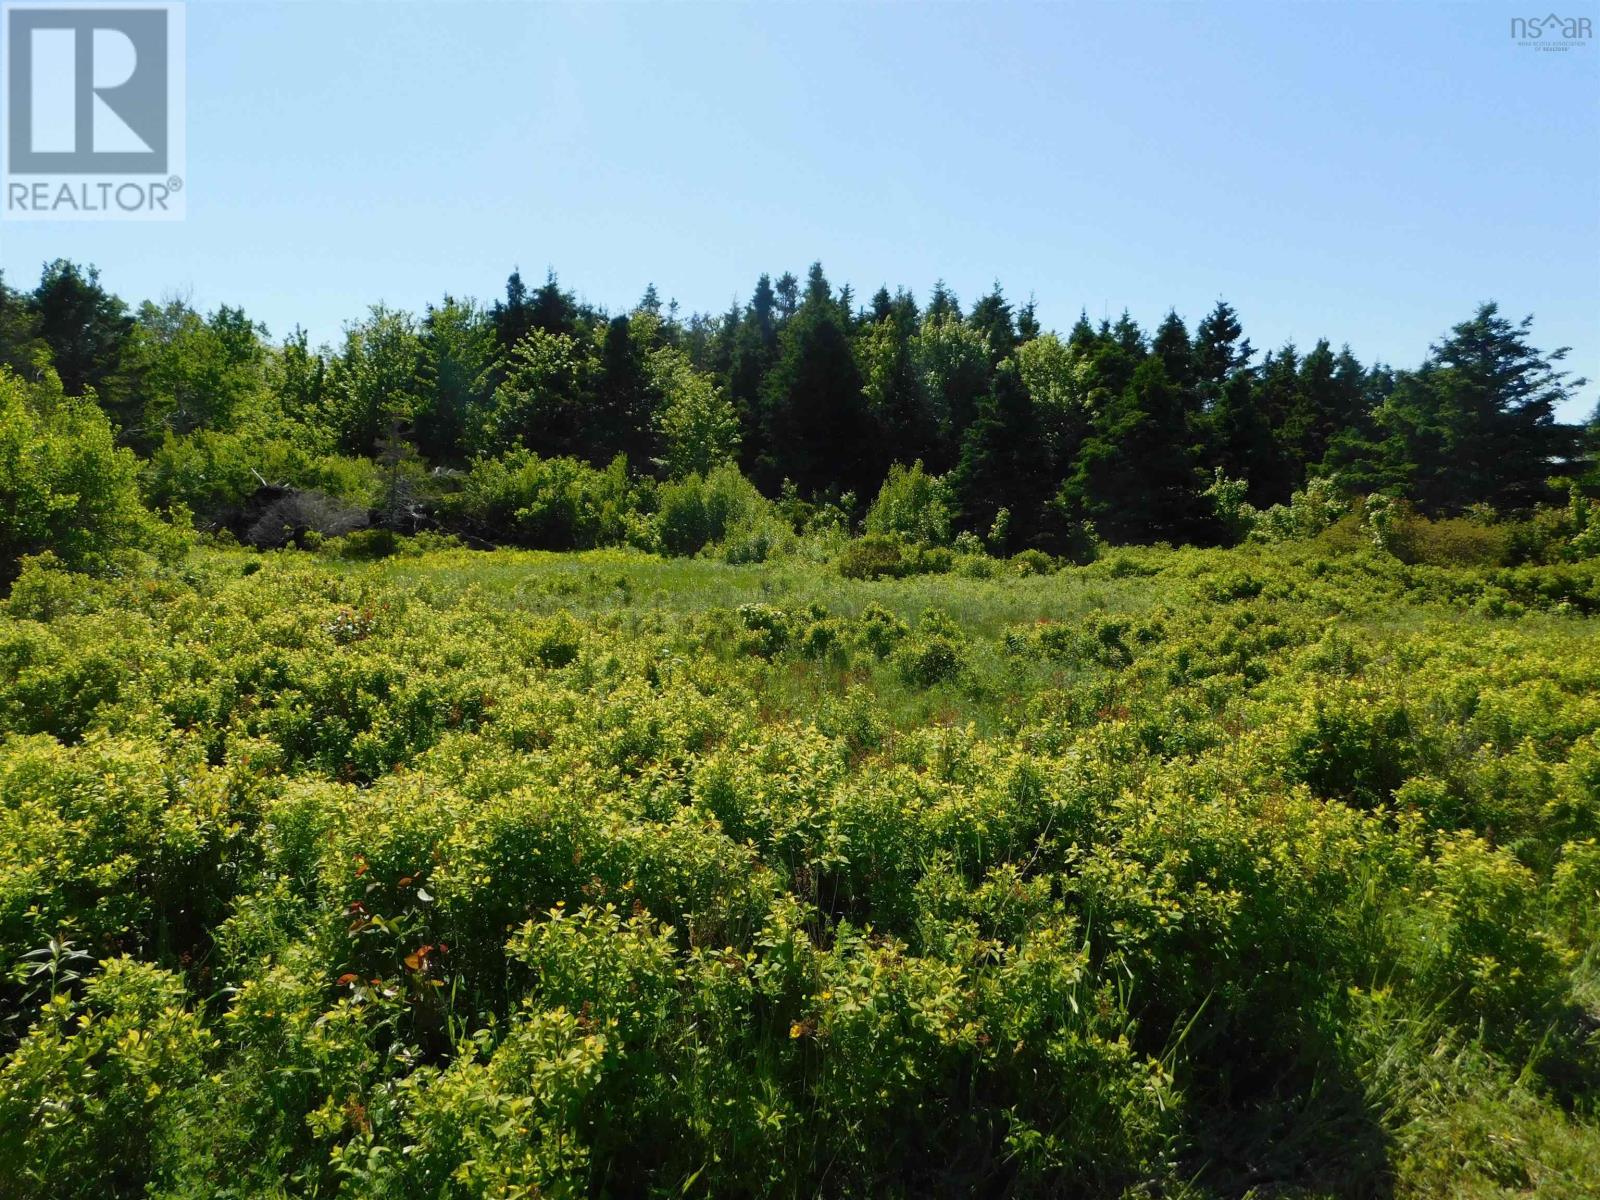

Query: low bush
(445, 450), (637, 549)
(0, 539), (1593, 1197)
(652, 462), (789, 560)
(864, 461), (954, 545)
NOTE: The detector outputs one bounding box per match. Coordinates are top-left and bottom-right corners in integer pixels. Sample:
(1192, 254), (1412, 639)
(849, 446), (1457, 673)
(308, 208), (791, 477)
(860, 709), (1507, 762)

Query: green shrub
(0, 531), (1593, 1197)
(448, 450), (636, 549)
(654, 463), (787, 560)
(1388, 513), (1511, 566)
(0, 372), (178, 584)
(864, 461), (954, 545)
(838, 533), (907, 580)
(1249, 477), (1348, 544)
(144, 427), (379, 520)
(894, 632), (964, 687)
(839, 534), (956, 580)
(0, 959), (217, 1200)
(1010, 548), (1056, 576)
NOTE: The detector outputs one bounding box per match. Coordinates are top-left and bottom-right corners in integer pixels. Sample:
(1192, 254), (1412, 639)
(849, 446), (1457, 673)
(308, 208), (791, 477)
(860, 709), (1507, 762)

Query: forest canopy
(0, 258), (1594, 575)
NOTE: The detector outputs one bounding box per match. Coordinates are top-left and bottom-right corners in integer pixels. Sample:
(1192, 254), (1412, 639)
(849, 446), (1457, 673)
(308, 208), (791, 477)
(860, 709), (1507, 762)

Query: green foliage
(447, 450), (636, 549)
(864, 460), (953, 545)
(3, 255), (1600, 1198)
(1202, 467), (1253, 544)
(0, 540), (1595, 1195)
(0, 959), (217, 1199)
(1247, 475), (1348, 543)
(326, 305), (425, 457)
(0, 371), (177, 584)
(143, 426), (380, 519)
(651, 344), (739, 477)
(652, 462), (789, 561)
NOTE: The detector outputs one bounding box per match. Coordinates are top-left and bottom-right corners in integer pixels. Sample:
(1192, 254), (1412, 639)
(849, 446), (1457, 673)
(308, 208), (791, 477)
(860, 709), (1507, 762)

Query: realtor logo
(3, 2), (185, 219)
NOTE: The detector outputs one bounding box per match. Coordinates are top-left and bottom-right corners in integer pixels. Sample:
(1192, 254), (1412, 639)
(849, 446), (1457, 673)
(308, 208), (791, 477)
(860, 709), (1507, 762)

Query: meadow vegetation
(1, 531), (1598, 1198)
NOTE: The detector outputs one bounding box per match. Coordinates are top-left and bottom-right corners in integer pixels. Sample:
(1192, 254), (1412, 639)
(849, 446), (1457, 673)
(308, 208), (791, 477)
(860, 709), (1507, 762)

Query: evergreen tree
(727, 275), (780, 475)
(1151, 310), (1193, 389)
(1110, 310), (1146, 359)
(1240, 345), (1301, 502)
(1364, 304), (1579, 511)
(1207, 367), (1280, 505)
(926, 280), (961, 322)
(30, 260), (136, 422)
(1067, 310), (1100, 354)
(491, 270), (534, 355)
(530, 270), (577, 338)
(1017, 296), (1041, 342)
(773, 272), (799, 324)
(1276, 339), (1365, 485)
(968, 283), (1017, 365)
(1574, 402), (1600, 497)
(858, 307), (935, 471)
(1255, 343), (1302, 430)
(835, 283), (856, 330)
(759, 263), (872, 496)
(948, 359), (1051, 550)
(592, 314), (658, 468)
(1151, 309), (1205, 453)
(1319, 363), (1401, 495)
(1059, 356), (1209, 544)
(1192, 300), (1253, 401)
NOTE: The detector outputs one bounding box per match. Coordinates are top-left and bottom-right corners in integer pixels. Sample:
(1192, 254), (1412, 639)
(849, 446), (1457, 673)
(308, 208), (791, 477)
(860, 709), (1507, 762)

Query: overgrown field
(2, 541), (1599, 1198)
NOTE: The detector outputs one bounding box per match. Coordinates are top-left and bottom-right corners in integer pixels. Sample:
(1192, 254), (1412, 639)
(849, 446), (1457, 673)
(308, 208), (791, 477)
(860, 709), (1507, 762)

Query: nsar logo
(1510, 12), (1592, 51)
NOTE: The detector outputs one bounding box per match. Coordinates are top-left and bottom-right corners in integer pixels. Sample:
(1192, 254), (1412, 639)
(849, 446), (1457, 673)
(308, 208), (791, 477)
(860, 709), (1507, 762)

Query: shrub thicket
(0, 536), (1597, 1197)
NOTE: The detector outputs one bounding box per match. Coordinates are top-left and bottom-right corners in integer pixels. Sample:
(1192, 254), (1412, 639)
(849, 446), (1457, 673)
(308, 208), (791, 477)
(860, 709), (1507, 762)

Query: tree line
(2, 257), (1593, 554)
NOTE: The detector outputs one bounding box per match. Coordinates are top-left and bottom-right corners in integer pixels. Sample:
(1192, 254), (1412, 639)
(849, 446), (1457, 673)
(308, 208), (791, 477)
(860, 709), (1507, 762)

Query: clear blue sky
(2, 0), (1596, 419)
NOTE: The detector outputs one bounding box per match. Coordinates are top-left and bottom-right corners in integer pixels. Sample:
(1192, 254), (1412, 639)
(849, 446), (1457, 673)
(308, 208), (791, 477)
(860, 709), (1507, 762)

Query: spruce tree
(530, 270), (577, 338)
(1067, 310), (1100, 354)
(1017, 297), (1041, 343)
(968, 283), (1017, 365)
(1339, 304), (1579, 513)
(1192, 300), (1253, 400)
(948, 359), (1051, 550)
(1111, 310), (1146, 358)
(1059, 356), (1209, 544)
(592, 315), (658, 468)
(926, 280), (961, 322)
(859, 306), (935, 472)
(491, 270), (533, 355)
(727, 275), (780, 475)
(1207, 367), (1280, 506)
(30, 260), (136, 424)
(759, 263), (872, 496)
(1151, 310), (1193, 389)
